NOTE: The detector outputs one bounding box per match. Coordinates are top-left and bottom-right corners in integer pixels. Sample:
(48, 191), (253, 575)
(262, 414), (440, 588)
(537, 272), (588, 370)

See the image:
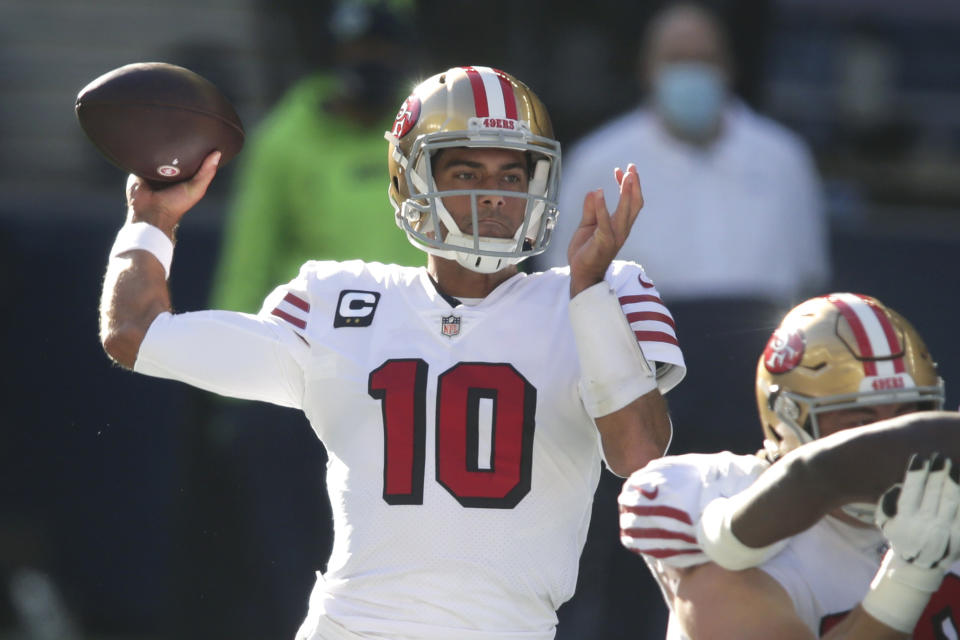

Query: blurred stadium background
(2, 0), (959, 638)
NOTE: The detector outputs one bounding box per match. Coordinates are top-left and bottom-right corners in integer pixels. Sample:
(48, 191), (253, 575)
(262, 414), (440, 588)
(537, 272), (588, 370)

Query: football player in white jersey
(98, 66), (686, 639)
(619, 293), (960, 639)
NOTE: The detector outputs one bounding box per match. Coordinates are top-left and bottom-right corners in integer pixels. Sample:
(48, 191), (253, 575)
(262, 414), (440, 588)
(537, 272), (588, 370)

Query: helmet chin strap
(433, 198), (525, 274)
(778, 420), (816, 446)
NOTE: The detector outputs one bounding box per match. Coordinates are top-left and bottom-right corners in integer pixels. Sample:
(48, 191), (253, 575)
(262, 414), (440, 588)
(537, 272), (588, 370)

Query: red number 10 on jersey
(368, 359), (536, 509)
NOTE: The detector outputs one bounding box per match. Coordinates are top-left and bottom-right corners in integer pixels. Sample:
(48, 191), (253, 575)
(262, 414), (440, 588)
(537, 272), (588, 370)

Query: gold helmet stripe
(462, 66), (517, 120)
(826, 293), (905, 377)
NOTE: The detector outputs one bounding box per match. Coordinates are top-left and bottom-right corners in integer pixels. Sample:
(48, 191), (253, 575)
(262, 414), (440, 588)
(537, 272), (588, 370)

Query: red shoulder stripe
(283, 292), (310, 312)
(271, 307), (306, 330)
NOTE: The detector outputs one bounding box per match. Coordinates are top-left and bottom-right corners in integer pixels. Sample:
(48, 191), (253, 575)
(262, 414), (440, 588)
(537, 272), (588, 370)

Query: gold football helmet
(385, 66), (561, 273)
(756, 293), (944, 450)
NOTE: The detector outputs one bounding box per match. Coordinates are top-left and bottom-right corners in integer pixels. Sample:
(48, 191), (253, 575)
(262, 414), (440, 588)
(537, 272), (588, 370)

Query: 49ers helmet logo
(391, 96), (421, 138)
(764, 327), (805, 373)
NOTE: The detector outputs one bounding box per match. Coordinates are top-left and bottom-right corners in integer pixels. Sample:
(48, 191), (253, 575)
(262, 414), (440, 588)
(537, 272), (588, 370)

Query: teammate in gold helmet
(619, 293), (957, 639)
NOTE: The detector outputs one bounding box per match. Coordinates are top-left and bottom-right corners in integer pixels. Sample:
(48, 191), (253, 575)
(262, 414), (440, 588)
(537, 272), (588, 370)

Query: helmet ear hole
(766, 384), (781, 411)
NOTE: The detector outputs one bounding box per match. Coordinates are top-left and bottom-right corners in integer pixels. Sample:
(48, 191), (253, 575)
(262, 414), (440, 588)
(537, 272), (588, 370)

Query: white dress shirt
(541, 101), (830, 304)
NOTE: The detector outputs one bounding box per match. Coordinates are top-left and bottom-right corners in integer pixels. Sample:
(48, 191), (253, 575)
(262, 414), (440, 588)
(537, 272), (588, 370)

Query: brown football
(75, 62), (244, 183)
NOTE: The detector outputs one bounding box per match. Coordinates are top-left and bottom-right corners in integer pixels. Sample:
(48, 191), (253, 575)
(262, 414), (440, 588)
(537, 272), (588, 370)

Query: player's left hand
(876, 452), (960, 569)
(618, 465), (710, 568)
(566, 164), (643, 296)
(862, 452), (960, 633)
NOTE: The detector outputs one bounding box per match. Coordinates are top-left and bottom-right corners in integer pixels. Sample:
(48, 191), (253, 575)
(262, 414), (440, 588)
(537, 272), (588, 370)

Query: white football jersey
(620, 452), (960, 639)
(762, 518), (960, 637)
(135, 259), (685, 639)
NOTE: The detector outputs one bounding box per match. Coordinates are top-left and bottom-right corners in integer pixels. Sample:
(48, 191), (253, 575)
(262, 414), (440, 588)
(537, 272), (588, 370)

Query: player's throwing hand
(124, 150), (221, 237)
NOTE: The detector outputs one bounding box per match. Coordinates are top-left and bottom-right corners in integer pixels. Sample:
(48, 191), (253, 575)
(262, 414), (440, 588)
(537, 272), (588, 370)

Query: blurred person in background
(537, 1), (830, 457)
(619, 293), (958, 638)
(210, 0), (424, 315)
(542, 4), (830, 638)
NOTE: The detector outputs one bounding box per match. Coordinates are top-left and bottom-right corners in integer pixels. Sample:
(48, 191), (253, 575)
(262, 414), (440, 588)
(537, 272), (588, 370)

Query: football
(75, 62), (244, 183)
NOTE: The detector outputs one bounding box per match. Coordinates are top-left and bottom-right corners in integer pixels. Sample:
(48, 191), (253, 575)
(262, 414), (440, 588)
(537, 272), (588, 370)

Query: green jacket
(209, 73), (423, 313)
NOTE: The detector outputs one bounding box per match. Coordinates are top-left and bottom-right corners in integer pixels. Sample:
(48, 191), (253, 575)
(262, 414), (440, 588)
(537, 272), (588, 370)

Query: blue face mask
(652, 63), (726, 138)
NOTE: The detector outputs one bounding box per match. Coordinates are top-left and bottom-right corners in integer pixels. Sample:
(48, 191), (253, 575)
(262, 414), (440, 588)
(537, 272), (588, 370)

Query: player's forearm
(99, 252), (171, 369)
(101, 156), (218, 368)
(569, 283), (659, 410)
(596, 389), (670, 476)
(821, 606), (909, 639)
(730, 412), (960, 548)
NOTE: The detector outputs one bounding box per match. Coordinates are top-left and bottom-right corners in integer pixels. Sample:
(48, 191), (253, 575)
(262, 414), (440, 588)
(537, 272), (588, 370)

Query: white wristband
(696, 496), (788, 570)
(862, 550), (944, 633)
(109, 222), (174, 279)
(570, 282), (656, 418)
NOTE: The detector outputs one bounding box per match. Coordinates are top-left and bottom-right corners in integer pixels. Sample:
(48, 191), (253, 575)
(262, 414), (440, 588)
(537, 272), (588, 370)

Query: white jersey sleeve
(606, 260), (686, 393)
(134, 309), (307, 407)
(133, 262), (323, 407)
(619, 451), (768, 568)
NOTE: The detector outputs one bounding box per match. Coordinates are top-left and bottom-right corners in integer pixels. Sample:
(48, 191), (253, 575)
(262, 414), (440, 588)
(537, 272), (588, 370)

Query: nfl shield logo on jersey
(441, 314), (461, 338)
